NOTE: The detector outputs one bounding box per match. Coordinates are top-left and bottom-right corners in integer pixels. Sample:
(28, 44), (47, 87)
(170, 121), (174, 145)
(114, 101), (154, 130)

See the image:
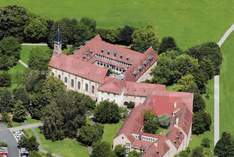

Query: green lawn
(220, 34), (234, 134)
(0, 0), (233, 49)
(20, 45), (49, 64)
(24, 121), (123, 157)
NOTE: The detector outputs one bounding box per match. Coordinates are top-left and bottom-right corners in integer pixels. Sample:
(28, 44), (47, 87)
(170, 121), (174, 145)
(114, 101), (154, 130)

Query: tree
(12, 100), (27, 122)
(94, 100), (120, 123)
(114, 145), (126, 157)
(42, 103), (65, 141)
(186, 42), (222, 75)
(77, 124), (104, 146)
(18, 136), (39, 151)
(191, 147), (204, 157)
(0, 37), (21, 70)
(97, 28), (119, 44)
(128, 151), (141, 157)
(193, 93), (205, 113)
(214, 132), (234, 157)
(0, 5), (30, 41)
(0, 89), (14, 113)
(0, 72), (11, 87)
(42, 90), (89, 140)
(24, 17), (49, 42)
(90, 141), (115, 157)
(192, 111), (211, 134)
(13, 87), (30, 108)
(174, 74), (199, 93)
(124, 101), (135, 109)
(143, 111), (160, 134)
(131, 25), (159, 52)
(158, 36), (178, 54)
(28, 47), (52, 71)
(118, 25), (135, 45)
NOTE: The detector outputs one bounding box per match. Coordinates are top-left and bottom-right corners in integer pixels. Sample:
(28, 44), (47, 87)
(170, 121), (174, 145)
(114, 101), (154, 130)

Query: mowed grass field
(220, 34), (234, 134)
(1, 0), (233, 154)
(0, 0), (234, 48)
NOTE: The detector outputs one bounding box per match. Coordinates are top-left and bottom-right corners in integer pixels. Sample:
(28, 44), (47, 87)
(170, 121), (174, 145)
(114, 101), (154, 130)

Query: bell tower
(53, 27), (62, 55)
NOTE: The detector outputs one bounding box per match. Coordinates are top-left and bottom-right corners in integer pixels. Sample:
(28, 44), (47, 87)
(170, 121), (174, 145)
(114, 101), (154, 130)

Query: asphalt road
(0, 124), (19, 157)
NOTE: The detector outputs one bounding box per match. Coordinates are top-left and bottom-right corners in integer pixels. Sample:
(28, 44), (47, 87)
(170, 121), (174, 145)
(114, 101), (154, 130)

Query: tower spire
(53, 27), (62, 55)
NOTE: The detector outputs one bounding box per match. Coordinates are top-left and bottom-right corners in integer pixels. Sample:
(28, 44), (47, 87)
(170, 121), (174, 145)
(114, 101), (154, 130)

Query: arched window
(77, 81), (81, 89)
(92, 85), (95, 93)
(64, 77), (67, 83)
(85, 83), (88, 92)
(58, 75), (61, 79)
(71, 79), (74, 87)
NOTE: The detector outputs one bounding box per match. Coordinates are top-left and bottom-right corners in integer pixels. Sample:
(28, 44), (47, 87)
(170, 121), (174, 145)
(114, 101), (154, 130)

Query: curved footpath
(214, 24), (234, 146)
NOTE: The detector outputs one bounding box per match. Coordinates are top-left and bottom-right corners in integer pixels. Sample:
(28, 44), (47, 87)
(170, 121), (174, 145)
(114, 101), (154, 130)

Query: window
(85, 83), (88, 92)
(78, 81), (81, 89)
(71, 79), (74, 87)
(58, 75), (61, 79)
(120, 56), (123, 59)
(107, 51), (110, 55)
(64, 77), (67, 83)
(92, 85), (95, 93)
(114, 53), (117, 57)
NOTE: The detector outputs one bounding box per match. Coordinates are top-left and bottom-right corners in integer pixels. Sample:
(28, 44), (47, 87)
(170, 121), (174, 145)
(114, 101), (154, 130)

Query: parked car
(0, 147), (8, 157)
(19, 148), (29, 157)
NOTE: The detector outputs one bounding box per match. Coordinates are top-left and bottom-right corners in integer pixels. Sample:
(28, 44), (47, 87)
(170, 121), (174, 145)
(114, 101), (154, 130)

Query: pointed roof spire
(55, 27), (61, 44)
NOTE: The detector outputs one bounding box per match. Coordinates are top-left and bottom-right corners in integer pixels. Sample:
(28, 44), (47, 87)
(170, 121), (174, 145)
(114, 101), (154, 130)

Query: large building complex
(48, 34), (193, 157)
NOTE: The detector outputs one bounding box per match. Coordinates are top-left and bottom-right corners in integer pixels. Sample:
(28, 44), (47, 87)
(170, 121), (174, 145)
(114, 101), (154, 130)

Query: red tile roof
(98, 77), (166, 96)
(116, 91), (193, 157)
(73, 35), (158, 81)
(49, 54), (108, 83)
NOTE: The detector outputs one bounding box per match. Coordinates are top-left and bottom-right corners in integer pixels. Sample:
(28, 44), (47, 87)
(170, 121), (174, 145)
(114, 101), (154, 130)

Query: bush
(201, 138), (210, 148)
(0, 72), (11, 87)
(143, 111), (159, 134)
(192, 111), (211, 134)
(124, 101), (135, 109)
(94, 100), (120, 123)
(77, 124), (104, 146)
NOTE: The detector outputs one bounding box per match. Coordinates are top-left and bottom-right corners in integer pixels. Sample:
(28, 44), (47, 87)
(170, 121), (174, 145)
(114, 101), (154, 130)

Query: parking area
(0, 124), (19, 157)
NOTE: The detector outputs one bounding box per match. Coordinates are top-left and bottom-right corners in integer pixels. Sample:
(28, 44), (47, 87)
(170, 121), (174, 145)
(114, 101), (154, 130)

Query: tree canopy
(192, 111), (211, 134)
(131, 25), (159, 52)
(214, 132), (234, 157)
(0, 37), (21, 70)
(94, 100), (120, 123)
(143, 111), (160, 134)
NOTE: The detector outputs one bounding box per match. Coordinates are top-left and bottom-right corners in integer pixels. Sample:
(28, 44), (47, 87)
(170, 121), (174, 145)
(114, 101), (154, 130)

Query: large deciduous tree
(186, 42), (222, 76)
(12, 100), (27, 122)
(143, 111), (160, 134)
(0, 72), (11, 87)
(0, 37), (21, 70)
(90, 141), (115, 157)
(158, 36), (178, 54)
(24, 17), (49, 43)
(0, 5), (30, 41)
(192, 111), (211, 134)
(131, 25), (159, 52)
(77, 124), (104, 146)
(94, 100), (120, 123)
(28, 47), (52, 71)
(214, 132), (234, 157)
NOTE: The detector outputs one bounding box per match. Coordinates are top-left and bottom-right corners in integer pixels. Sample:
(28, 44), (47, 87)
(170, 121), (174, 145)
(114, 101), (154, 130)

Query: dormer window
(114, 53), (117, 57)
(107, 51), (110, 55)
(120, 56), (123, 59)
(101, 49), (104, 53)
(126, 57), (129, 61)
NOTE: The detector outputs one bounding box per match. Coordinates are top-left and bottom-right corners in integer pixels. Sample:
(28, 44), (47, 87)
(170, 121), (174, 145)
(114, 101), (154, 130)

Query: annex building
(49, 34), (193, 157)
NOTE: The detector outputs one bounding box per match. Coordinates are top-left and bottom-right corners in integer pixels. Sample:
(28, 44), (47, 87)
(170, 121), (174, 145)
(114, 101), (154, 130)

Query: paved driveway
(0, 124), (19, 157)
